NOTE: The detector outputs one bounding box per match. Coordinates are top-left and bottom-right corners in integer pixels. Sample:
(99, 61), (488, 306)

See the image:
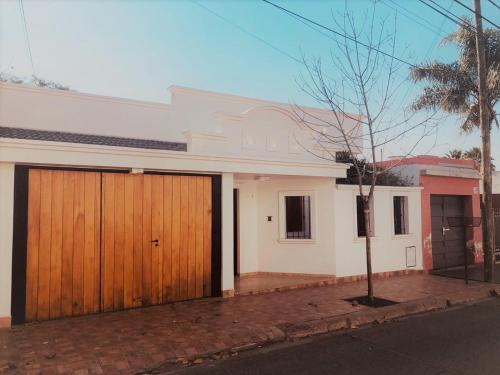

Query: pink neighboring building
(380, 156), (482, 271)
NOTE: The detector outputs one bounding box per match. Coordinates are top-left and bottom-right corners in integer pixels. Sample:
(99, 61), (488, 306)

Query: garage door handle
(442, 227), (451, 236)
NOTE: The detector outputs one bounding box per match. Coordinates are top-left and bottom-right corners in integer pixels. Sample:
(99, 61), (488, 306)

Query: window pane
(394, 196), (408, 235)
(357, 196), (374, 237)
(356, 196), (366, 237)
(285, 196), (311, 239)
(394, 196), (402, 235)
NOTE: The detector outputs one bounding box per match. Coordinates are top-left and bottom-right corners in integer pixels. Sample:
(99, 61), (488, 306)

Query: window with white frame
(393, 196), (409, 235)
(279, 192), (314, 240)
(356, 196), (375, 237)
(285, 196), (311, 239)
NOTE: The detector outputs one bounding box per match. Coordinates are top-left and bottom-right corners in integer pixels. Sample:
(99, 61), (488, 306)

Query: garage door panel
(72, 172), (86, 316)
(171, 176), (181, 301)
(26, 169), (41, 322)
(179, 177), (190, 301)
(151, 175), (163, 306)
(112, 174), (125, 311)
(162, 176), (173, 303)
(102, 174), (115, 312)
(188, 176), (197, 299)
(132, 175), (144, 307)
(26, 170), (101, 322)
(123, 176), (135, 309)
(49, 171), (63, 319)
(83, 172), (100, 315)
(142, 175), (152, 306)
(61, 171), (75, 318)
(195, 177), (205, 298)
(37, 170), (52, 321)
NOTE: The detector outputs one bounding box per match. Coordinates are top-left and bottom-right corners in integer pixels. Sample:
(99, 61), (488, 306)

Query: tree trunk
(473, 0), (495, 282)
(364, 201), (374, 302)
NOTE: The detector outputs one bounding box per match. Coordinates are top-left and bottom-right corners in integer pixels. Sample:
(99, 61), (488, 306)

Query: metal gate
(430, 195), (466, 270)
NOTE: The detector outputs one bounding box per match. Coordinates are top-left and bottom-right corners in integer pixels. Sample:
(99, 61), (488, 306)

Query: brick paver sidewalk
(0, 275), (497, 374)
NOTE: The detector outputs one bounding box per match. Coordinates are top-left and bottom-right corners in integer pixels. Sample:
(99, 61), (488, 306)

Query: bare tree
(291, 6), (437, 303)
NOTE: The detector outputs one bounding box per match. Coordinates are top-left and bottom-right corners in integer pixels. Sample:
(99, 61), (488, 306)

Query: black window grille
(285, 196), (311, 239)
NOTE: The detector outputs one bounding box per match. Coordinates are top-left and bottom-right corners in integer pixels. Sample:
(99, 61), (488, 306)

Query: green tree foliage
(336, 152), (411, 186)
(0, 73), (69, 91)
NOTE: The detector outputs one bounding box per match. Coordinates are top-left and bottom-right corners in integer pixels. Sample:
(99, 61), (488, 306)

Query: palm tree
(463, 146), (482, 164)
(412, 18), (499, 281)
(445, 146), (494, 169)
(410, 18), (499, 132)
(445, 149), (463, 159)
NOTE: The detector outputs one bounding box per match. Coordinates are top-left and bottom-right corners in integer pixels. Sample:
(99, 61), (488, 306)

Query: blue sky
(1, 0), (499, 161)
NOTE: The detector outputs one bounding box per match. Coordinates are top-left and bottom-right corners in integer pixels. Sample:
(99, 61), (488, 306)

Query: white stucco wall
(333, 185), (423, 277)
(493, 172), (500, 194)
(235, 175), (337, 276)
(0, 83), (179, 141)
(0, 163), (14, 321)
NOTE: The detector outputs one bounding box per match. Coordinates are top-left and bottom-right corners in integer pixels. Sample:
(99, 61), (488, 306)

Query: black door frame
(233, 188), (239, 276)
(11, 164), (222, 324)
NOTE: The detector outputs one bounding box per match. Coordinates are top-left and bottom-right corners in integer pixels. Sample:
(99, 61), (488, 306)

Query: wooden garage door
(25, 170), (101, 321)
(24, 170), (213, 322)
(101, 173), (212, 311)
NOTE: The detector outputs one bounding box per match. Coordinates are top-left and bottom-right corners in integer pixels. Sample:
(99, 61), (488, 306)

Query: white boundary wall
(333, 185), (423, 277)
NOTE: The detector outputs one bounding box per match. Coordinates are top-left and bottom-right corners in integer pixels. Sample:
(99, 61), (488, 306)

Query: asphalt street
(170, 298), (500, 375)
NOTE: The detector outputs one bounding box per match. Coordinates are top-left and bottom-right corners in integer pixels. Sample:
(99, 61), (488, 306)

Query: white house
(0, 82), (422, 326)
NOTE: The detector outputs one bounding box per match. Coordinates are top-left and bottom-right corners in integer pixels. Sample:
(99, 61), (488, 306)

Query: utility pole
(473, 0), (494, 282)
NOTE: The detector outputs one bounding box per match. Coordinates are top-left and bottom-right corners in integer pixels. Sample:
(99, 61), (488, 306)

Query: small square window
(285, 195), (312, 239)
(356, 196), (375, 237)
(393, 196), (409, 235)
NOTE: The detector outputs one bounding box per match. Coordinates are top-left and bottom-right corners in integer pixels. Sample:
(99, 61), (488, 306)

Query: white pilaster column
(0, 162), (15, 325)
(221, 172), (234, 293)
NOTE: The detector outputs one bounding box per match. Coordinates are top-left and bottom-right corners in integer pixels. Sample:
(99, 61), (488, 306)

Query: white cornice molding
(0, 138), (348, 178)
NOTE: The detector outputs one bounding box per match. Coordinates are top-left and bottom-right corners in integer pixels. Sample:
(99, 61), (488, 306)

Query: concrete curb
(283, 288), (500, 340)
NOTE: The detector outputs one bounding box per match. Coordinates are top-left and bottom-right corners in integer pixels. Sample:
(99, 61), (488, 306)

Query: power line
(261, 0), (417, 68)
(192, 1), (303, 65)
(487, 0), (500, 11)
(417, 0), (475, 31)
(453, 0), (500, 29)
(382, 0), (448, 39)
(426, 0), (470, 26)
(18, 0), (35, 76)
